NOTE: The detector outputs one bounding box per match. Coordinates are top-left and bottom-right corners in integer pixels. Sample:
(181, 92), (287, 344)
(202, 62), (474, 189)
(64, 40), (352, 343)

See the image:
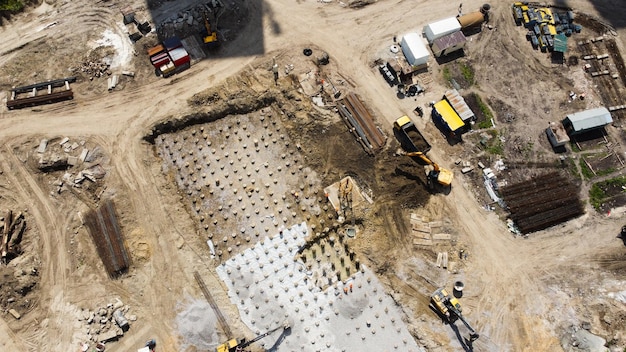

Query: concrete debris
(37, 139), (48, 153)
(121, 71), (135, 77)
(59, 137), (70, 146)
(79, 299), (134, 344)
(79, 148), (89, 162)
(77, 61), (111, 80)
(68, 156), (79, 166)
(71, 142), (80, 150)
(8, 309), (21, 320)
(461, 166), (473, 174)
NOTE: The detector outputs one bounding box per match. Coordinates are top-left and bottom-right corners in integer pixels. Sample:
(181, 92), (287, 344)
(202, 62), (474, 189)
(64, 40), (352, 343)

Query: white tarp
(423, 17), (462, 44)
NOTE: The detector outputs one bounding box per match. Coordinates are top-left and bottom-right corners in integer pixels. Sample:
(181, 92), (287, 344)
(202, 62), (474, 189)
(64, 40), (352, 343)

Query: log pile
(1, 210), (26, 264)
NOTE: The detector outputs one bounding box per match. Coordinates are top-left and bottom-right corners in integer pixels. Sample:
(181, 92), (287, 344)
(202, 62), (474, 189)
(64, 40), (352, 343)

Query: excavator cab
(403, 151), (453, 190)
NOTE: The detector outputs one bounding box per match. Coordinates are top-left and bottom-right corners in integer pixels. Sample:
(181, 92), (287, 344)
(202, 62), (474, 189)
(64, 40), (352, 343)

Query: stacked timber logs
(1, 210), (26, 263)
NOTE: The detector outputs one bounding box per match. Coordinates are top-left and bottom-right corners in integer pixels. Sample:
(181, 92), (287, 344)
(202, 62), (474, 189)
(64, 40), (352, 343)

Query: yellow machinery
(431, 288), (479, 342)
(202, 11), (219, 47)
(215, 323), (289, 352)
(403, 151), (453, 188)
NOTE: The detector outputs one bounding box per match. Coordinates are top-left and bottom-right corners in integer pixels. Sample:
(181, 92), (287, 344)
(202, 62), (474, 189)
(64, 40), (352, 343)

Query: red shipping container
(173, 55), (190, 67)
(150, 52), (170, 65)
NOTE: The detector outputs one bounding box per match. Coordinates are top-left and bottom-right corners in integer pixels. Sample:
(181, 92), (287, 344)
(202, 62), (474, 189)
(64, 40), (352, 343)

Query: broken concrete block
(67, 156), (79, 166)
(8, 309), (21, 319)
(79, 148), (89, 162)
(59, 137), (69, 146)
(37, 139), (48, 153)
(461, 166), (473, 174)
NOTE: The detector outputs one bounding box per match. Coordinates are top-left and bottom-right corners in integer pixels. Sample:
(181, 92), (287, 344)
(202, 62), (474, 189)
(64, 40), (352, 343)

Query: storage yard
(0, 0), (626, 352)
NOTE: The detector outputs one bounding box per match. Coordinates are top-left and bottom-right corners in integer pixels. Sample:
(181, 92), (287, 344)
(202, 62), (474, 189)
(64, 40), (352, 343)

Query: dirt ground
(0, 0), (626, 352)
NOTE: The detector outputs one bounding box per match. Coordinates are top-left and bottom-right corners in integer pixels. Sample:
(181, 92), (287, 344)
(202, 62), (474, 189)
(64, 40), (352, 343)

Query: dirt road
(0, 0), (625, 351)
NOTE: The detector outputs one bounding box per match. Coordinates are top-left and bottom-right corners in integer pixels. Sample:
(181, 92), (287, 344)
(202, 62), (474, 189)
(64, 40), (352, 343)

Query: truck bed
(405, 128), (431, 152)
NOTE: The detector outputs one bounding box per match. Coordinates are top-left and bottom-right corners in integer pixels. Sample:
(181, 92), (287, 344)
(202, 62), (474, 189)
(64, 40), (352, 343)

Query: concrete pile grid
(216, 222), (425, 352)
(155, 107), (338, 260)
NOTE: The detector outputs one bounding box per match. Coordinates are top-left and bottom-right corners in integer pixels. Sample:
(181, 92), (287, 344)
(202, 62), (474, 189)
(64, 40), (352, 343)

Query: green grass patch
(460, 63), (474, 85)
(579, 158), (594, 179)
(589, 183), (607, 210)
(596, 167), (616, 176)
(566, 157), (581, 180)
(588, 176), (626, 211)
(481, 130), (504, 155)
(486, 140), (504, 155)
(0, 0), (24, 11)
(475, 94), (494, 129)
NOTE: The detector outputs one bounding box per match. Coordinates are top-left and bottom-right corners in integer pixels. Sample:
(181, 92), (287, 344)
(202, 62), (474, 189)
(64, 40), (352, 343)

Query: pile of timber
(337, 92), (386, 155)
(1, 210), (26, 264)
(6, 77), (76, 110)
(500, 172), (584, 234)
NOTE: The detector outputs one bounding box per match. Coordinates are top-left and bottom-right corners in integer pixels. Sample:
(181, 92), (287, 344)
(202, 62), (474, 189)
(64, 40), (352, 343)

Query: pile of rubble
(35, 137), (106, 192)
(157, 1), (224, 35)
(75, 61), (111, 80)
(78, 298), (137, 345)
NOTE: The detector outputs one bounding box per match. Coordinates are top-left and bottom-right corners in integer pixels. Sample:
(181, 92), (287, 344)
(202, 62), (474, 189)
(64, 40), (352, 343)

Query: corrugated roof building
(562, 107), (613, 135)
(431, 31), (467, 57)
(443, 89), (475, 122)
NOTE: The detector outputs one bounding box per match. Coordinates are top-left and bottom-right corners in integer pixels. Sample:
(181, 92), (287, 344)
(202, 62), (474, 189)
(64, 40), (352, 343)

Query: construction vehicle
(216, 323), (290, 352)
(401, 151), (453, 189)
(431, 288), (479, 343)
(201, 11), (219, 47)
(194, 272), (290, 352)
(393, 115), (431, 154)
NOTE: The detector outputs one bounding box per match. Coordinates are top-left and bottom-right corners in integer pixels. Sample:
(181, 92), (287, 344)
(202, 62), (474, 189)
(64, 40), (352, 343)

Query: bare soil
(0, 1), (625, 352)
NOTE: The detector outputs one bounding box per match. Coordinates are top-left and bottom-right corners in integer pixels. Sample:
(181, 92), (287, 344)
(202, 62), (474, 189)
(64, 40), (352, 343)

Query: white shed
(423, 17), (462, 44)
(401, 33), (430, 67)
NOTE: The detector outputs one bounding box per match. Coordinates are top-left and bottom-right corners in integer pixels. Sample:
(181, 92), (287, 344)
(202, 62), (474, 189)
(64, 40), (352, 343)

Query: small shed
(423, 17), (462, 44)
(546, 122), (570, 147)
(401, 33), (430, 67)
(562, 107), (613, 135)
(431, 31), (467, 57)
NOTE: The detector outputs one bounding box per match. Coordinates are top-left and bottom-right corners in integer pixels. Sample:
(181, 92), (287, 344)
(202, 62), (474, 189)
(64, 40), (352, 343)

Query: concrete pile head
(216, 222), (425, 352)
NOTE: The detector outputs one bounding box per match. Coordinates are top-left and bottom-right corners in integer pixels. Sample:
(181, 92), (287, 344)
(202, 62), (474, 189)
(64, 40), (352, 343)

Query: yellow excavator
(202, 11), (219, 47)
(431, 288), (479, 343)
(216, 323), (290, 352)
(402, 151), (453, 189)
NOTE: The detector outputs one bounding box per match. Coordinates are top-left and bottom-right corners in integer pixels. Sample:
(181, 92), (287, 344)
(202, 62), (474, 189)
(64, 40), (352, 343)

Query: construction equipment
(201, 11), (219, 47)
(394, 115), (431, 153)
(194, 272), (289, 352)
(402, 151), (453, 189)
(216, 323), (290, 352)
(431, 288), (479, 343)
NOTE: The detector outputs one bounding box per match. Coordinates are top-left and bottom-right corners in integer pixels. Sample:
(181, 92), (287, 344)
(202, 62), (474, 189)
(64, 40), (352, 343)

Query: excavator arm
(401, 151), (453, 187)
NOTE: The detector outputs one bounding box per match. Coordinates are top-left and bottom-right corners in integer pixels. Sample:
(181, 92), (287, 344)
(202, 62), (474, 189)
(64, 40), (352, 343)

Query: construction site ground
(0, 0), (626, 351)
